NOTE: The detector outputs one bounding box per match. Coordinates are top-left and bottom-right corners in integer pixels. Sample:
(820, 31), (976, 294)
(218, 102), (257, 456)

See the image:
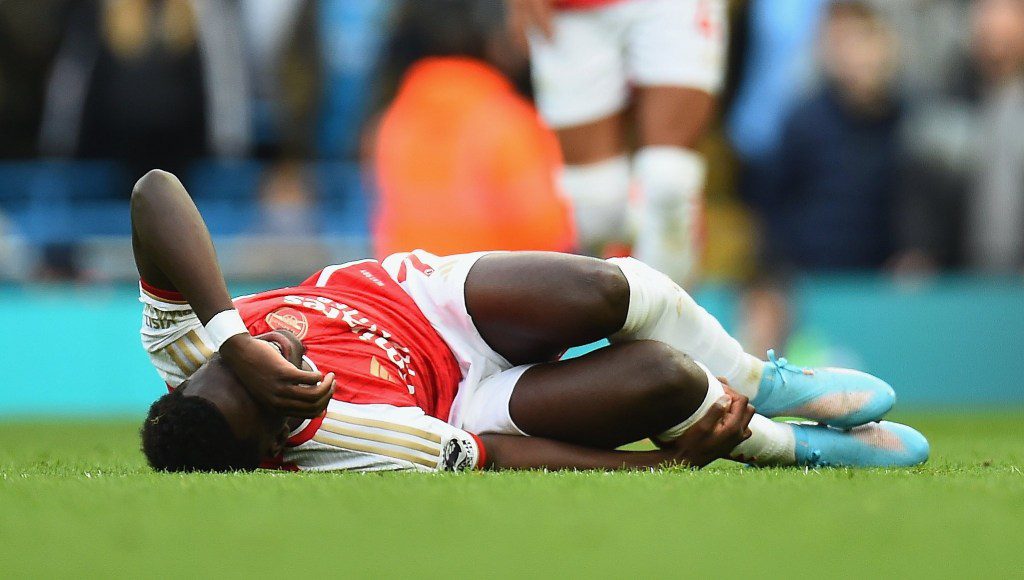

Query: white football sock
(730, 414), (796, 466)
(632, 146), (705, 285)
(657, 370), (795, 466)
(559, 156), (631, 255)
(609, 256), (765, 399)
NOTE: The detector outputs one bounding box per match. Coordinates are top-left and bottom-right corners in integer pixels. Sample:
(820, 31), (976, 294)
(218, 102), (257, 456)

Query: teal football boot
(751, 350), (896, 429)
(791, 421), (929, 468)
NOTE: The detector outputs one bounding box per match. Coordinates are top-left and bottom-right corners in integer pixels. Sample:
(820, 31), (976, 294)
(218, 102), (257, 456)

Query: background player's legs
(635, 87), (715, 149)
(628, 0), (726, 285)
(556, 114), (632, 255)
(632, 86), (715, 286)
(528, 6), (632, 255)
(506, 340), (795, 464)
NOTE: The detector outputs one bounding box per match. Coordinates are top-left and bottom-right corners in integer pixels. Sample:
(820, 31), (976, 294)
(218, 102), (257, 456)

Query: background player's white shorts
(529, 0), (727, 128)
(382, 250), (531, 436)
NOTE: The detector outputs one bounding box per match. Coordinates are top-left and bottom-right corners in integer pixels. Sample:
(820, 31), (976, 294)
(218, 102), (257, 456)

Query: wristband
(204, 309), (249, 351)
(469, 433), (487, 470)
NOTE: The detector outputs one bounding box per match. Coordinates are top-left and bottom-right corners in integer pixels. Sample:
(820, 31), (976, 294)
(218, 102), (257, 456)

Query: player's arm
(480, 394), (751, 470)
(130, 169), (332, 417)
(478, 435), (672, 470)
(299, 395), (748, 472)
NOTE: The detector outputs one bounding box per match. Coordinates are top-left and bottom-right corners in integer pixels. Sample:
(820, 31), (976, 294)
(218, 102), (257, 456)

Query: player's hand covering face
(219, 331), (335, 418)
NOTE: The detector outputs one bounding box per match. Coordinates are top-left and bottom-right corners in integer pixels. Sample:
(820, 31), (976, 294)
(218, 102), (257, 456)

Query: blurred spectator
(0, 210), (28, 279)
(897, 0), (1024, 274)
(0, 1), (72, 158)
(317, 0), (392, 159)
(879, 0), (972, 101)
(241, 0), (323, 160)
(239, 1), (322, 250)
(741, 1), (902, 353)
(253, 160), (317, 236)
(34, 242), (83, 281)
(757, 1), (902, 271)
(39, 0), (251, 180)
(967, 0), (1024, 272)
(727, 0), (828, 204)
(370, 0), (574, 259)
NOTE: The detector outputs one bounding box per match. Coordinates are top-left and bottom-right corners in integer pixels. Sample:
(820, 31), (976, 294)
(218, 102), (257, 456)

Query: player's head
(141, 330), (304, 472)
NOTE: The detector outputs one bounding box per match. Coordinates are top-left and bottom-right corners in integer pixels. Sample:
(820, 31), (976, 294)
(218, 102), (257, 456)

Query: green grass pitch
(2, 411), (1022, 578)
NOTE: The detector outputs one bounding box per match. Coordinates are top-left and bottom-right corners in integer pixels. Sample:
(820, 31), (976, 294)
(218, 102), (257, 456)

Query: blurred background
(1, 0), (1021, 416)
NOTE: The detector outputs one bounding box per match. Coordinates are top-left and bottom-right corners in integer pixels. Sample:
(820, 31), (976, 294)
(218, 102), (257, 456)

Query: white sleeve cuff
(204, 309), (249, 351)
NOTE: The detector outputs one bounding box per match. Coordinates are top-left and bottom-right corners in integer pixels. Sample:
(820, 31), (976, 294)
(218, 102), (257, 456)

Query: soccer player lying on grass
(134, 170), (928, 472)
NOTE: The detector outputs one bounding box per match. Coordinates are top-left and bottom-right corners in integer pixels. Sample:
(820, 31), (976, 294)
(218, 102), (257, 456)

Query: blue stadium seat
(185, 159), (263, 200)
(194, 200), (258, 236)
(313, 161), (370, 237)
(0, 159), (372, 243)
(0, 161), (129, 243)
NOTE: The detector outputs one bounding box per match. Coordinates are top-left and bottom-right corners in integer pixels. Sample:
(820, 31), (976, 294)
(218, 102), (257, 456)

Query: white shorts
(382, 250), (532, 436)
(529, 0), (727, 128)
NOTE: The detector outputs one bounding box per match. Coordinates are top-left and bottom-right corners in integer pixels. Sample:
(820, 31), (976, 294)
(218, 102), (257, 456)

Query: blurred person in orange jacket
(371, 0), (575, 260)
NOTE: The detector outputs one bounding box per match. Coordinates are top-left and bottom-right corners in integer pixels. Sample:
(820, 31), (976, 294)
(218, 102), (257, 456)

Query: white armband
(204, 309), (249, 351)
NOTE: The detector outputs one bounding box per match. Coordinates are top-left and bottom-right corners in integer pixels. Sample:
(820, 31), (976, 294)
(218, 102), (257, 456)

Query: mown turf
(1, 411), (1021, 578)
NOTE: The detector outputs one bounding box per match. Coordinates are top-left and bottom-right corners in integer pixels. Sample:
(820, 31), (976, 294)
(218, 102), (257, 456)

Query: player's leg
(464, 251), (630, 365)
(628, 0), (727, 285)
(528, 7), (631, 255)
(465, 251), (896, 428)
(606, 256), (896, 428)
(464, 251), (757, 385)
(462, 340), (928, 468)
(510, 341), (714, 449)
(463, 338), (792, 465)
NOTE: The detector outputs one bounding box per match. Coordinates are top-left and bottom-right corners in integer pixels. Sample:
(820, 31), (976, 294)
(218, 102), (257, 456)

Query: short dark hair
(141, 388), (260, 472)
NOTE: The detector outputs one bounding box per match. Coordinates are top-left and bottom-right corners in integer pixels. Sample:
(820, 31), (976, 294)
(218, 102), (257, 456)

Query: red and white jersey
(139, 259), (483, 472)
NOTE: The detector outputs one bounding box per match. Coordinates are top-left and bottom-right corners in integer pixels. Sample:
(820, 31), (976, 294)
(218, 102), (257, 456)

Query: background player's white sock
(609, 256), (764, 399)
(657, 370), (795, 466)
(632, 146), (705, 285)
(559, 156), (631, 255)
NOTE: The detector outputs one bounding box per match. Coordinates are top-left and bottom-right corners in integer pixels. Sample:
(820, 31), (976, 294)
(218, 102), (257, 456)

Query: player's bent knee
(633, 341), (708, 413)
(590, 259), (630, 312)
(568, 258), (630, 331)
